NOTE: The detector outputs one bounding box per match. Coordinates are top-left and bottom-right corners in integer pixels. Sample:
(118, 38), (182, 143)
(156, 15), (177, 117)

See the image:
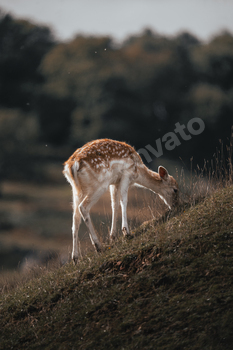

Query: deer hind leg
(109, 184), (120, 241)
(79, 187), (106, 253)
(72, 191), (82, 263)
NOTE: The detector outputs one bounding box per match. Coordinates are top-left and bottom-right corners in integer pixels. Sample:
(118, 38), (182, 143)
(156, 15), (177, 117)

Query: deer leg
(119, 177), (130, 237)
(71, 191), (82, 263)
(109, 184), (120, 241)
(72, 205), (82, 263)
(79, 188), (106, 253)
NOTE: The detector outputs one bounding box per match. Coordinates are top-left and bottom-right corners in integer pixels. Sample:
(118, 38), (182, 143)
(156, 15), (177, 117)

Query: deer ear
(158, 166), (169, 180)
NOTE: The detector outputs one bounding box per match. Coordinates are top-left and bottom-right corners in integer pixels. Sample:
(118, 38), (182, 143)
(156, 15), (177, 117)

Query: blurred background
(0, 0), (233, 276)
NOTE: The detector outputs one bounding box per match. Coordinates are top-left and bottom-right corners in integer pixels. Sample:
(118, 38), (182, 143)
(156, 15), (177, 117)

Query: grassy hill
(0, 185), (233, 350)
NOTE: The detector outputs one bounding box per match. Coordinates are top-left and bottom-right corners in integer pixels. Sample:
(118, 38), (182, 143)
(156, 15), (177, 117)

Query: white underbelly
(99, 158), (135, 185)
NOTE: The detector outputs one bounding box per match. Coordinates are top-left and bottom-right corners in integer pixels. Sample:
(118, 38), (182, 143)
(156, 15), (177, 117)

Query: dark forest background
(0, 11), (233, 183)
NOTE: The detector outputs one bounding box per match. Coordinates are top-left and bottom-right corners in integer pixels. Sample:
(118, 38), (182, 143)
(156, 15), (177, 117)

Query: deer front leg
(119, 177), (131, 237)
(109, 184), (120, 241)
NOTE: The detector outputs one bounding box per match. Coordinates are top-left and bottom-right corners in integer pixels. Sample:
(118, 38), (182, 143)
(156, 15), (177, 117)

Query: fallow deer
(63, 138), (179, 262)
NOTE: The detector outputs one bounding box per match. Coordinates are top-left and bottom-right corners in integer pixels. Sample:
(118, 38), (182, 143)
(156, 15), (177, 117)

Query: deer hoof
(122, 227), (128, 235)
(122, 227), (132, 239)
(110, 234), (116, 242)
(95, 243), (102, 253)
(72, 256), (79, 265)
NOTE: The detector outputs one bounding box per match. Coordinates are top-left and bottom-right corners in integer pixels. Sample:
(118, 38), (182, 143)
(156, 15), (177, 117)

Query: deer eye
(173, 188), (178, 193)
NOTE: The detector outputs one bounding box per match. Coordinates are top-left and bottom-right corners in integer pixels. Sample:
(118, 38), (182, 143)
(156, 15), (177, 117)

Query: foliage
(39, 30), (198, 149)
(0, 13), (55, 110)
(192, 31), (233, 90)
(0, 12), (56, 180)
(0, 108), (39, 181)
(0, 9), (233, 179)
(33, 28), (233, 166)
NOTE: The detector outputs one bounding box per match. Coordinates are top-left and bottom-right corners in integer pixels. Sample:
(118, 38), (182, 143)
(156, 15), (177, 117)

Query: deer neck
(136, 165), (164, 194)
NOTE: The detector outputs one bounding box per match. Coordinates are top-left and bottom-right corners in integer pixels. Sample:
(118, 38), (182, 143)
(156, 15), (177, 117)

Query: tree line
(0, 11), (233, 181)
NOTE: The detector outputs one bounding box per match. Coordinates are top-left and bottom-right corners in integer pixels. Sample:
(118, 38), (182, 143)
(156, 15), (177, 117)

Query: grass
(0, 180), (232, 349)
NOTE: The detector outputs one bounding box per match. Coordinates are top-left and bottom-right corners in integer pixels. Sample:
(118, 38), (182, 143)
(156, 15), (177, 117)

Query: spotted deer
(63, 138), (179, 262)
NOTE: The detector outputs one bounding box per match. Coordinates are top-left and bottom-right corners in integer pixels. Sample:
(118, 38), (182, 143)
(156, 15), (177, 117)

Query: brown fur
(63, 139), (179, 262)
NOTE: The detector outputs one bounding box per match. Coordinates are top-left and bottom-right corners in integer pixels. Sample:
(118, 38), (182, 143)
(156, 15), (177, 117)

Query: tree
(192, 31), (233, 90)
(0, 13), (55, 110)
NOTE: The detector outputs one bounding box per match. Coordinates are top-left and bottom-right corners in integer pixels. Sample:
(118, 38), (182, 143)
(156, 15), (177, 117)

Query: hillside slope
(0, 185), (233, 350)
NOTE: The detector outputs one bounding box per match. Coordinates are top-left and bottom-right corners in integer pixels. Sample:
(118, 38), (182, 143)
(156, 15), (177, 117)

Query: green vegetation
(1, 12), (233, 182)
(0, 184), (232, 349)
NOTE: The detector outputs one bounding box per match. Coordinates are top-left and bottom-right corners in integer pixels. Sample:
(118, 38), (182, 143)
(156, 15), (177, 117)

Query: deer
(63, 138), (179, 262)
